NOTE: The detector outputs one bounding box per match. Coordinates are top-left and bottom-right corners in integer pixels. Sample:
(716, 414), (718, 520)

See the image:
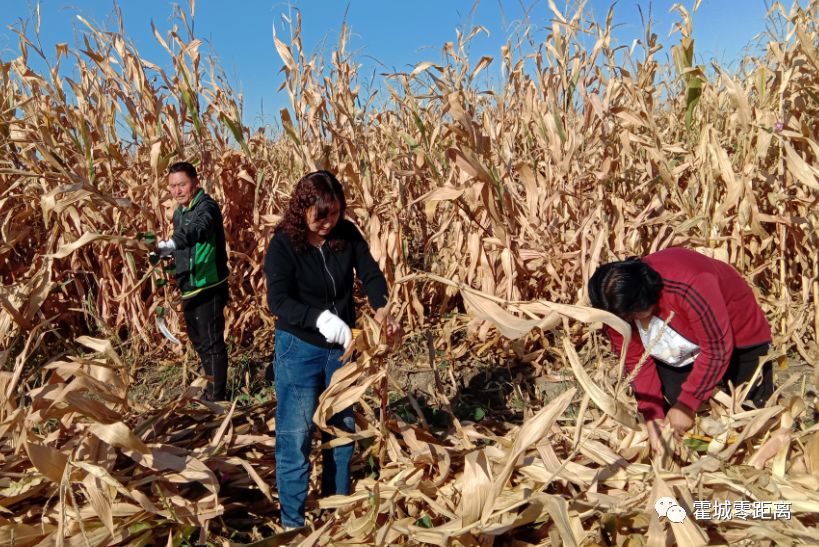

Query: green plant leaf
(128, 522), (154, 534)
(683, 436), (710, 453)
(416, 515), (433, 528)
(138, 231), (157, 245)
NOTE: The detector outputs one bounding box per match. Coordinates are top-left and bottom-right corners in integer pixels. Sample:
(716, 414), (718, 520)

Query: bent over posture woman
(588, 248), (773, 453)
(264, 170), (401, 529)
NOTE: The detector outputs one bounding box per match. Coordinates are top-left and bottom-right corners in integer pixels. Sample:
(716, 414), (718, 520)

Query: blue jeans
(274, 329), (355, 528)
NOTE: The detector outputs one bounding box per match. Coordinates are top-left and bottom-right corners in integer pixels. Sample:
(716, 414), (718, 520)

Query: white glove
(316, 310), (352, 349)
(157, 239), (176, 257)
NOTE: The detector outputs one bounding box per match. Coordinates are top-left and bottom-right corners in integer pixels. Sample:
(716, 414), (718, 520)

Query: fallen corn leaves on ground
(2, 312), (819, 546)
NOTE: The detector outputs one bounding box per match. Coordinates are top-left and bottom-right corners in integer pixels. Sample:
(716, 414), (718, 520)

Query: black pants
(182, 284), (229, 401)
(656, 343), (773, 411)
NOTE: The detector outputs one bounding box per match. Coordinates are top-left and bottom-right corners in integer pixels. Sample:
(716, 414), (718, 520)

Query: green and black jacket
(171, 188), (229, 299)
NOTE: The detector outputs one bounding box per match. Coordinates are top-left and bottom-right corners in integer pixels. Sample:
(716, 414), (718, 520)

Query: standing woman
(587, 248), (773, 453)
(264, 170), (401, 529)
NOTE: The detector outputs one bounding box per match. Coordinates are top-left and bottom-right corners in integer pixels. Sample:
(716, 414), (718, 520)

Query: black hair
(588, 257), (663, 316)
(275, 170), (347, 253)
(168, 161), (198, 181)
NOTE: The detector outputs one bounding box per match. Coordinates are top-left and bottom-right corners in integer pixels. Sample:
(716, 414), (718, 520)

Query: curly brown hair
(275, 170), (347, 253)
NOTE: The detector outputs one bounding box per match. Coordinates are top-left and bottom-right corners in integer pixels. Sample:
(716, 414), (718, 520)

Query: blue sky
(0, 1), (786, 129)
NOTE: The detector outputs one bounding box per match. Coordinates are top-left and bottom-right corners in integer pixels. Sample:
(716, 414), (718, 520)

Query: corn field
(2, 0), (819, 544)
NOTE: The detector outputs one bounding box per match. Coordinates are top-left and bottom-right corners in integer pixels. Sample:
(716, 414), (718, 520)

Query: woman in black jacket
(263, 170), (400, 529)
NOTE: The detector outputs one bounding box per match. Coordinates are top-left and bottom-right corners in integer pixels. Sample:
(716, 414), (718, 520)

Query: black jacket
(264, 218), (389, 348)
(170, 189), (229, 298)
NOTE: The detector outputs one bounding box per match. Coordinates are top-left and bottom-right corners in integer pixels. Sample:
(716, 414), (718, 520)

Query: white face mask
(636, 316), (700, 367)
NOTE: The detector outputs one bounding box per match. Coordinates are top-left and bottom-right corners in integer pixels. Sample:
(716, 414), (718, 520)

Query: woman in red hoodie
(588, 248), (773, 452)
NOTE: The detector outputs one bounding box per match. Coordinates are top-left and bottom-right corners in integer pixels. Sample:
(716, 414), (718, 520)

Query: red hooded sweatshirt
(605, 248), (771, 421)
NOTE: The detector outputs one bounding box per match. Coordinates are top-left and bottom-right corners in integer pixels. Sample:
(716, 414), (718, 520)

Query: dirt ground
(129, 331), (818, 430)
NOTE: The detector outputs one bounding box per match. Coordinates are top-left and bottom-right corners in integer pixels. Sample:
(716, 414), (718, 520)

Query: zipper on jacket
(179, 205), (197, 289)
(317, 244), (338, 314)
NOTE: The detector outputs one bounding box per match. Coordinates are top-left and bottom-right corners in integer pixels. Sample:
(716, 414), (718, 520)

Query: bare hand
(374, 307), (403, 345)
(646, 418), (664, 454)
(666, 404), (696, 437)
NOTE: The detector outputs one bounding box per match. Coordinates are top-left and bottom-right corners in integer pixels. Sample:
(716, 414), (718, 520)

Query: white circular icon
(654, 496), (677, 517)
(666, 504), (687, 523)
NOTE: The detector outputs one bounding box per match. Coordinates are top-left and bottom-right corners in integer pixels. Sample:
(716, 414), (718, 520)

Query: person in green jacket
(157, 161), (230, 401)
